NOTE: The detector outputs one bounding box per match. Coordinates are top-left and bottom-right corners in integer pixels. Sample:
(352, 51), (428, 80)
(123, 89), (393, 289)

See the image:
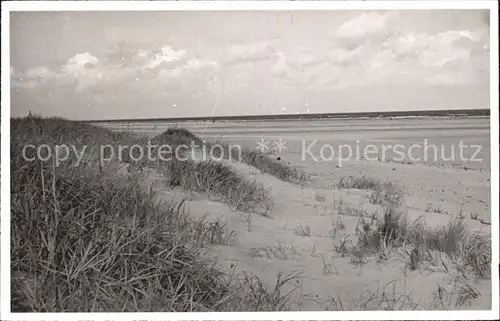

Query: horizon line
(72, 108), (490, 123)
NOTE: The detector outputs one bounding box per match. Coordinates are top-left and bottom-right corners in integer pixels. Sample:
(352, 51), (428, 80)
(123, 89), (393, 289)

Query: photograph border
(1, 1), (498, 320)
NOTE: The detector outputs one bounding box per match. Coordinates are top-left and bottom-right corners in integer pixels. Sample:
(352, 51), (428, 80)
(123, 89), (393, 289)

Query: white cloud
(12, 79), (38, 89)
(328, 46), (365, 66)
(24, 66), (55, 81)
(132, 49), (152, 65)
(11, 20), (488, 114)
(268, 25), (487, 91)
(425, 72), (468, 86)
(11, 53), (105, 91)
(382, 30), (485, 67)
(184, 58), (218, 71)
(294, 53), (324, 67)
(12, 45), (218, 92)
(57, 53), (103, 91)
(271, 52), (288, 77)
(146, 45), (187, 69)
(65, 52), (99, 69)
(334, 12), (391, 39)
(227, 41), (274, 64)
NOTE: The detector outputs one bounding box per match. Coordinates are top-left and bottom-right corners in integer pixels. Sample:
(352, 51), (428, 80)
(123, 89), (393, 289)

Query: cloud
(227, 41), (274, 64)
(293, 53), (325, 68)
(375, 29), (488, 86)
(65, 52), (100, 69)
(146, 45), (187, 69)
(185, 58), (218, 70)
(11, 17), (488, 118)
(328, 46), (365, 66)
(322, 12), (486, 87)
(12, 44), (218, 92)
(104, 41), (139, 66)
(24, 66), (56, 81)
(132, 49), (152, 65)
(268, 46), (370, 90)
(334, 12), (391, 39)
(11, 79), (38, 89)
(11, 65), (54, 89)
(11, 52), (105, 91)
(264, 23), (488, 92)
(270, 52), (288, 77)
(271, 50), (330, 76)
(382, 30), (484, 68)
(58, 53), (103, 91)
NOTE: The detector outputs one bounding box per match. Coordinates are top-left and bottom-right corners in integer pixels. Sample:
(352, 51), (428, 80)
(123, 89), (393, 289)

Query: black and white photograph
(1, 1), (498, 319)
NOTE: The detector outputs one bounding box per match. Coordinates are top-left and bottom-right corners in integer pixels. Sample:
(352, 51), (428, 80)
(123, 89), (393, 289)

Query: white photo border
(1, 1), (498, 320)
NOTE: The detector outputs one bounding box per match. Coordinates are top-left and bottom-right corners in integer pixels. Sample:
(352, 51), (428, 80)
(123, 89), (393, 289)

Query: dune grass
(10, 116), (298, 312)
(338, 175), (404, 206)
(352, 206), (491, 281)
(240, 149), (309, 185)
(12, 163), (225, 311)
(163, 158), (273, 214)
(332, 174), (486, 286)
(150, 129), (309, 186)
(338, 175), (381, 190)
(154, 127), (204, 147)
(146, 126), (305, 213)
(9, 115), (491, 311)
(149, 128), (273, 214)
(200, 140), (310, 185)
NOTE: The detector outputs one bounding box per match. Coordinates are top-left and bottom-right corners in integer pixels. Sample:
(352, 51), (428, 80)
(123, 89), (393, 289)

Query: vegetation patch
(338, 175), (381, 190)
(10, 116), (297, 312)
(241, 150), (309, 185)
(163, 158), (273, 215)
(352, 206), (491, 281)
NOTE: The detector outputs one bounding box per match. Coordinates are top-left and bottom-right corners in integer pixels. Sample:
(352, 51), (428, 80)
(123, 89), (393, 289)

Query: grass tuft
(351, 205), (491, 281)
(338, 175), (380, 190)
(241, 150), (309, 185)
(163, 158), (273, 215)
(294, 224), (312, 237)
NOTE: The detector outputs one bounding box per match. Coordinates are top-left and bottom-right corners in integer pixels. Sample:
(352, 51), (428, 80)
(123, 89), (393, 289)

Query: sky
(10, 10), (490, 120)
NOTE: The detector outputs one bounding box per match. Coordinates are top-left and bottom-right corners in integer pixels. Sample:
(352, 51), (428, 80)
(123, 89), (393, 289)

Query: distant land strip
(79, 108), (490, 123)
